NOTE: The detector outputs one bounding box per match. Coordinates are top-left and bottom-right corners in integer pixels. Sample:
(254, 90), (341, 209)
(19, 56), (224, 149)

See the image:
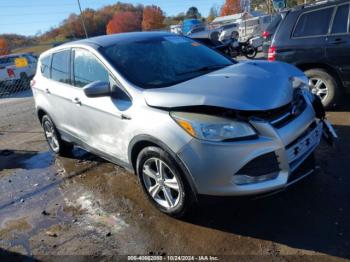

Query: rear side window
(0, 58), (7, 67)
(25, 55), (37, 64)
(73, 49), (109, 88)
(266, 14), (282, 33)
(40, 55), (51, 78)
(0, 57), (14, 66)
(51, 50), (70, 84)
(331, 4), (349, 34)
(293, 7), (334, 37)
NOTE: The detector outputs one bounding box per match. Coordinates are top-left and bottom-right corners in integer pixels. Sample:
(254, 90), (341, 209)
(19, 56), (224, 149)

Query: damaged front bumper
(177, 103), (323, 196)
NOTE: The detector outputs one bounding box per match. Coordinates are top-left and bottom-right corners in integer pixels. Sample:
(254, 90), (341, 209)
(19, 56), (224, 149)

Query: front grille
(235, 152), (280, 177)
(237, 88), (307, 128)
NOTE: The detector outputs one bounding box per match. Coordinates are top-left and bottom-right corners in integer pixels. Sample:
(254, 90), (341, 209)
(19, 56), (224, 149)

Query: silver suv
(32, 32), (323, 217)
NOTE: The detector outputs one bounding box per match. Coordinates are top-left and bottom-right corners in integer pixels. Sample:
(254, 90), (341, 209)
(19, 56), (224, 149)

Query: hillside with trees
(0, 38), (10, 55)
(0, 0), (316, 54)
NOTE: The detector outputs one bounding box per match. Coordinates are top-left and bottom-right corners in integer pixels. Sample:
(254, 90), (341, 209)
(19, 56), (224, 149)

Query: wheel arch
(128, 134), (198, 196)
(296, 63), (343, 88)
(36, 107), (47, 123)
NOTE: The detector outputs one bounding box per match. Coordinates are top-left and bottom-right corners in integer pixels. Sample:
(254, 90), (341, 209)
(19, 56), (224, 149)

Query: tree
(164, 12), (185, 27)
(207, 4), (220, 22)
(251, 0), (310, 13)
(186, 6), (201, 19)
(221, 0), (242, 16)
(106, 11), (142, 34)
(142, 5), (165, 31)
(0, 38), (10, 55)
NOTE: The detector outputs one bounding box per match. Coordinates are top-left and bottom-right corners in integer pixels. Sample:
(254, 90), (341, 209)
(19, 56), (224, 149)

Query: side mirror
(83, 81), (111, 98)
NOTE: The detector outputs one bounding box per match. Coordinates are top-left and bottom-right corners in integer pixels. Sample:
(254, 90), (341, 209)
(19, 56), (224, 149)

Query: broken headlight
(170, 112), (257, 142)
(291, 76), (314, 103)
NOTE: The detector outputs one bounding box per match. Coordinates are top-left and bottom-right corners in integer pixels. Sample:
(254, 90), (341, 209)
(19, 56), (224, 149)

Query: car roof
(63, 31), (175, 49)
(0, 53), (30, 59)
(290, 0), (347, 12)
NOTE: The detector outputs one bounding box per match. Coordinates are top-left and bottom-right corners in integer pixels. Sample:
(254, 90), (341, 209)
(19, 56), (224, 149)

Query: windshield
(102, 35), (234, 89)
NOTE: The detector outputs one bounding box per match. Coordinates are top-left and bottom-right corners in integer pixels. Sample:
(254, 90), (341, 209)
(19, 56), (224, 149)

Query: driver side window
(73, 48), (110, 88)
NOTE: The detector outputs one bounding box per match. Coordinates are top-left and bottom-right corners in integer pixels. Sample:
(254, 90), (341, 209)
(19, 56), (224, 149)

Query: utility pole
(77, 0), (88, 38)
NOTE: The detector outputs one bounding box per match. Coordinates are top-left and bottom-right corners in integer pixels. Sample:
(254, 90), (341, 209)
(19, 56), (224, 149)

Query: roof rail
(298, 0), (341, 9)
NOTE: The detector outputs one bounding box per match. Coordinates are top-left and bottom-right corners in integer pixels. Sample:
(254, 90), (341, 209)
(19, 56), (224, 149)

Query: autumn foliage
(221, 0), (242, 16)
(106, 11), (142, 34)
(142, 5), (165, 31)
(0, 38), (10, 55)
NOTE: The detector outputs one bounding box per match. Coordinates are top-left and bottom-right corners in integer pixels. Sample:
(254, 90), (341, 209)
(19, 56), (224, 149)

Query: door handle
(72, 97), (82, 106)
(44, 88), (50, 94)
(121, 114), (132, 120)
(329, 38), (346, 45)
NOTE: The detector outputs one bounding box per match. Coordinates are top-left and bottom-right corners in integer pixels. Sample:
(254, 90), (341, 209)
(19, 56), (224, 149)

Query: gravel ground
(0, 88), (349, 261)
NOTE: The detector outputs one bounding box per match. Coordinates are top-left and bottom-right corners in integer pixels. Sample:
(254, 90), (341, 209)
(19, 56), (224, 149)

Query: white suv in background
(0, 53), (37, 92)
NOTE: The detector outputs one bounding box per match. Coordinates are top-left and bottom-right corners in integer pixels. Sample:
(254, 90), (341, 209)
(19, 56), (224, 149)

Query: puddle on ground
(0, 148), (163, 255)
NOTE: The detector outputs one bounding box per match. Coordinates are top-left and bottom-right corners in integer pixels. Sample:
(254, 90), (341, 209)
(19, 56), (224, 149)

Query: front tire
(42, 115), (73, 156)
(136, 146), (194, 217)
(305, 68), (339, 109)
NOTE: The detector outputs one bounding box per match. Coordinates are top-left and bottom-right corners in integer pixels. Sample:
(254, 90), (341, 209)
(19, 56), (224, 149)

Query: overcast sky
(0, 0), (225, 36)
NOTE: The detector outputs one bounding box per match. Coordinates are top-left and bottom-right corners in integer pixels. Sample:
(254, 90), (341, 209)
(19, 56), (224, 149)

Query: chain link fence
(0, 75), (31, 98)
(0, 43), (55, 98)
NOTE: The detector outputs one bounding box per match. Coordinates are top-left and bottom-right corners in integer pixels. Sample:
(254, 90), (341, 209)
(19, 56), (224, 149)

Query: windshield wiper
(176, 64), (231, 76)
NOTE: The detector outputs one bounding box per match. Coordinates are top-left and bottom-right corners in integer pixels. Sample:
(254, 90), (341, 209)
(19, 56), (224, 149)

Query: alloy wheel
(43, 120), (59, 152)
(142, 157), (181, 210)
(309, 78), (328, 102)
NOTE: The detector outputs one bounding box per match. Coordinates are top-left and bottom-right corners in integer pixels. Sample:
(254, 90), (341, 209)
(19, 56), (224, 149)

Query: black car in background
(268, 0), (350, 108)
(262, 13), (283, 57)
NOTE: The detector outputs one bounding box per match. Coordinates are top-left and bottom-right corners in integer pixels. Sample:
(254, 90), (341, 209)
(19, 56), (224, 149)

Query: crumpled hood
(143, 60), (306, 111)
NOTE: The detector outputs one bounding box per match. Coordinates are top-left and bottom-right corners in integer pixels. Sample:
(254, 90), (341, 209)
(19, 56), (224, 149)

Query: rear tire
(42, 115), (73, 156)
(243, 45), (257, 59)
(304, 69), (339, 109)
(136, 146), (194, 217)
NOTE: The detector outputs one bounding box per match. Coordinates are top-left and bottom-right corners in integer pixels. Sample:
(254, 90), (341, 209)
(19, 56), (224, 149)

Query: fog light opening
(233, 173), (279, 185)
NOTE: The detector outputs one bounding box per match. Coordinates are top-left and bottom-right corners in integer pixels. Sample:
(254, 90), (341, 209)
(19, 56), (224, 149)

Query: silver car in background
(32, 32), (324, 217)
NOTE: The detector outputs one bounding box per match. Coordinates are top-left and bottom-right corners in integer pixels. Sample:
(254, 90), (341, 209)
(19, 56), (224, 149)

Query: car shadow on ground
(0, 148), (105, 172)
(330, 102), (350, 112)
(184, 124), (350, 259)
(0, 248), (39, 262)
(0, 150), (49, 171)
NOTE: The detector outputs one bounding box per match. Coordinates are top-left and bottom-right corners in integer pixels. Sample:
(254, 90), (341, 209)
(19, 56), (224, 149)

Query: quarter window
(331, 4), (349, 34)
(40, 55), (51, 78)
(293, 7), (334, 37)
(73, 49), (109, 88)
(51, 50), (71, 84)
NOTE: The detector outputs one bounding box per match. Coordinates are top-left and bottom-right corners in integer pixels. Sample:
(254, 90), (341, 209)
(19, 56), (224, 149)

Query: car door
(326, 2), (350, 85)
(45, 49), (82, 138)
(286, 6), (335, 64)
(71, 48), (133, 162)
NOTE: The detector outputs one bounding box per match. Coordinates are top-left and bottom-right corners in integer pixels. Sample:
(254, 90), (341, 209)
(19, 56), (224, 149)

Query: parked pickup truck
(0, 53), (37, 93)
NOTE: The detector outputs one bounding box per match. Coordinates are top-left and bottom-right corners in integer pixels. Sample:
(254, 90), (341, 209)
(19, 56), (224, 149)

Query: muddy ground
(0, 89), (349, 261)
